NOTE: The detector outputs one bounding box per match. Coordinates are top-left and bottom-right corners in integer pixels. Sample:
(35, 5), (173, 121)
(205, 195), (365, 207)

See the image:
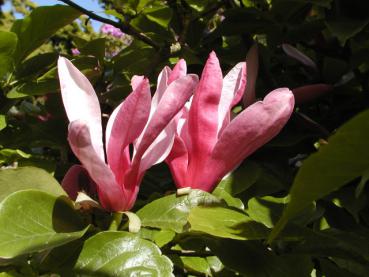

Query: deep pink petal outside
(197, 88), (295, 191)
(186, 51), (223, 186)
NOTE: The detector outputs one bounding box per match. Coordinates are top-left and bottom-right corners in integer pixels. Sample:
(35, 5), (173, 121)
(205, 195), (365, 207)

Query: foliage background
(0, 0), (369, 276)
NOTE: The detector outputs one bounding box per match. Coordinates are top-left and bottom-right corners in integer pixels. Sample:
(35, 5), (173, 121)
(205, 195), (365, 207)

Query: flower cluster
(100, 24), (124, 38)
(58, 52), (294, 212)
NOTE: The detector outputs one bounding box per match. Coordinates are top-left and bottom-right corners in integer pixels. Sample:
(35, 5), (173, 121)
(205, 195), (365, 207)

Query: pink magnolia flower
(58, 57), (198, 211)
(166, 52), (295, 192)
(101, 24), (124, 38)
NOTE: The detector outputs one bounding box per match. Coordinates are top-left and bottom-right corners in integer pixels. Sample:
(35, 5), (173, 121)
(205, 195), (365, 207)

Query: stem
(108, 212), (123, 231)
(165, 249), (214, 257)
(58, 0), (160, 50)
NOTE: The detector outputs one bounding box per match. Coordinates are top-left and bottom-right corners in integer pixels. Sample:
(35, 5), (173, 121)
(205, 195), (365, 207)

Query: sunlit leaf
(0, 190), (87, 259)
(137, 190), (221, 233)
(188, 206), (269, 240)
(74, 231), (174, 276)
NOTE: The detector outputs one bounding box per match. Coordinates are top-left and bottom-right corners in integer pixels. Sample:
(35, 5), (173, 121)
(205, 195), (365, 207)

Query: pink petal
(57, 57), (105, 161)
(151, 66), (171, 113)
(68, 120), (128, 211)
(282, 43), (317, 70)
(217, 62), (247, 135)
(186, 51), (223, 185)
(199, 88), (295, 191)
(292, 84), (333, 105)
(61, 164), (97, 200)
(105, 78), (151, 184)
(243, 43), (259, 107)
(165, 135), (188, 187)
(168, 59), (187, 84)
(126, 74), (198, 190)
(131, 75), (145, 90)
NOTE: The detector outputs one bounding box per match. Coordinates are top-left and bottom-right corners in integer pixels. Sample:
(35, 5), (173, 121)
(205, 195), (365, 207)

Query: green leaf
(0, 115), (6, 131)
(113, 40), (156, 75)
(6, 79), (58, 98)
(212, 187), (244, 209)
(0, 31), (18, 79)
(11, 5), (81, 63)
(0, 190), (87, 259)
(80, 38), (106, 63)
(293, 228), (369, 265)
(137, 189), (221, 233)
(0, 148), (30, 165)
(74, 231), (174, 276)
(139, 228), (176, 248)
(188, 206), (268, 240)
(0, 167), (66, 202)
(144, 6), (173, 28)
(185, 0), (210, 12)
(216, 160), (262, 195)
(16, 52), (57, 78)
(177, 256), (212, 275)
(270, 109), (369, 242)
(326, 18), (369, 45)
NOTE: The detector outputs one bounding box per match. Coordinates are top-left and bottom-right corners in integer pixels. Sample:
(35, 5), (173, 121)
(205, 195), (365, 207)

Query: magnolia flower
(166, 52), (295, 192)
(58, 57), (198, 211)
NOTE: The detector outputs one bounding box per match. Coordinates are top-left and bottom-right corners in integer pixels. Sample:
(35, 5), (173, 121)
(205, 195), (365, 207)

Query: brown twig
(58, 0), (160, 50)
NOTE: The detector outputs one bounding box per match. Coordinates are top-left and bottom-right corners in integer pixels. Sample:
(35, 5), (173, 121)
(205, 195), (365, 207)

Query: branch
(58, 0), (160, 50)
(164, 249), (214, 257)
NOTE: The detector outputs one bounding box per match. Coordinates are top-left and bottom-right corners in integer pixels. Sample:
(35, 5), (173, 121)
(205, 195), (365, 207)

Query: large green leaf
(0, 167), (65, 201)
(0, 190), (87, 259)
(137, 189), (221, 233)
(0, 31), (18, 78)
(270, 109), (369, 242)
(74, 231), (173, 276)
(188, 206), (268, 240)
(11, 5), (81, 63)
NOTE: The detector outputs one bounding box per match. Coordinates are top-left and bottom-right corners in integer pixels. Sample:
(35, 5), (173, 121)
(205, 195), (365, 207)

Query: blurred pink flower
(166, 52), (295, 192)
(101, 24), (124, 38)
(58, 57), (198, 211)
(71, 48), (80, 56)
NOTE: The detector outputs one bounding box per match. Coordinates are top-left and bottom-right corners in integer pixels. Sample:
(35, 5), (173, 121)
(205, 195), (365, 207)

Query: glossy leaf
(137, 189), (221, 233)
(74, 231), (174, 276)
(188, 206), (268, 240)
(0, 167), (66, 202)
(0, 190), (87, 259)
